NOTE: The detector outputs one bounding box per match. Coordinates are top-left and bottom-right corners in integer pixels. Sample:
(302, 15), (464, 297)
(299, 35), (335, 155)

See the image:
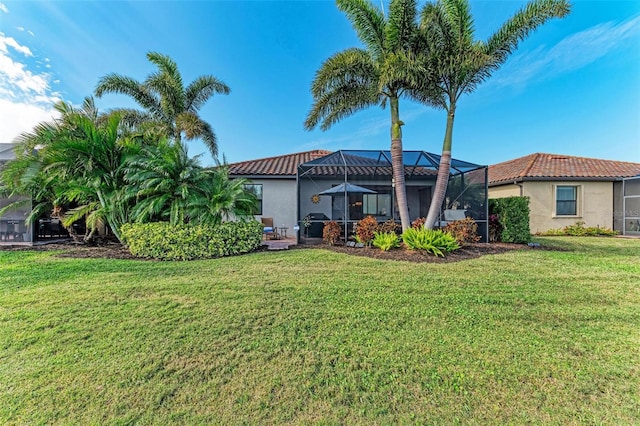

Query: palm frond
(95, 74), (163, 118)
(310, 48), (379, 98)
(185, 75), (230, 112)
(337, 0), (386, 59)
(484, 0), (571, 68)
(386, 0), (419, 52)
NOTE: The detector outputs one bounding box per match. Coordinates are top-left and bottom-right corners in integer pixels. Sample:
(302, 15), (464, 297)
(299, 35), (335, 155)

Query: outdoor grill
(305, 212), (329, 238)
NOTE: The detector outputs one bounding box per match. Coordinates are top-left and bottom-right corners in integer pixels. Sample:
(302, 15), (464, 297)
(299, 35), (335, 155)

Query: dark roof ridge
(228, 149), (332, 166)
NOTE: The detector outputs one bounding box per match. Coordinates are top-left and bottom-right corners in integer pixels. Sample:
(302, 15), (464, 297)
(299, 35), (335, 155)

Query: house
(488, 153), (640, 235)
(228, 150), (332, 235)
(230, 149), (489, 241)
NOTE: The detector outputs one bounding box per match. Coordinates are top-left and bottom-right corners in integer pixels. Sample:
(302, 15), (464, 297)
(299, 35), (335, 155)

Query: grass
(1, 237), (639, 424)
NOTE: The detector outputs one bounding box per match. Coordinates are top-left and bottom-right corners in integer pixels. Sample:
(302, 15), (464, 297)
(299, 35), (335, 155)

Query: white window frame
(553, 184), (582, 218)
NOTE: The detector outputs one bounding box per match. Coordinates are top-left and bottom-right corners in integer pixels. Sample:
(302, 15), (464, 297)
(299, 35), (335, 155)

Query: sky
(0, 0), (639, 167)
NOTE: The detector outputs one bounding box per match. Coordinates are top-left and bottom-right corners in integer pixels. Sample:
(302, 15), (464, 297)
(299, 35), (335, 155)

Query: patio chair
(261, 217), (278, 240)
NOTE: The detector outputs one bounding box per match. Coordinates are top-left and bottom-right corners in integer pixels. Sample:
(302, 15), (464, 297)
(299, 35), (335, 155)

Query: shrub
(411, 217), (426, 229)
(536, 221), (618, 237)
(354, 216), (378, 246)
(378, 219), (400, 234)
(401, 228), (460, 257)
(323, 221), (342, 245)
(120, 220), (263, 260)
(488, 214), (502, 242)
(489, 197), (531, 243)
(372, 231), (400, 251)
(443, 217), (481, 245)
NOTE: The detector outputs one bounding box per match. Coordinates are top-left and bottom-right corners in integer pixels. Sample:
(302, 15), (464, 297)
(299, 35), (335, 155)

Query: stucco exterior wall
(491, 181), (615, 233)
(249, 178), (298, 232)
(488, 184), (521, 198)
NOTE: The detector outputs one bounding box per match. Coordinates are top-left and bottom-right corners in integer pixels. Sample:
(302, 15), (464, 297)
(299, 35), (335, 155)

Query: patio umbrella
(318, 182), (377, 195)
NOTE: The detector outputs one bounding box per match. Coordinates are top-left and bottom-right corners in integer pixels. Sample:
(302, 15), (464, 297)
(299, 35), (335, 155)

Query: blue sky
(0, 0), (638, 167)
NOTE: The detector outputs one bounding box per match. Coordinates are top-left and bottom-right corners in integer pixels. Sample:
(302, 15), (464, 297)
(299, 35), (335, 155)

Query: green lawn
(1, 237), (639, 424)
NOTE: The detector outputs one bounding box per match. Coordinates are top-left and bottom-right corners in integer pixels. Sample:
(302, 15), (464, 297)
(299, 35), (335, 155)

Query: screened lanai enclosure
(622, 175), (640, 236)
(297, 150), (488, 243)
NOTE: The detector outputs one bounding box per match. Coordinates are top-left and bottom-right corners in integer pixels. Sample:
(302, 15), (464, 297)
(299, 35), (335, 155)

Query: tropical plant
(304, 0), (431, 231)
(124, 142), (257, 226)
(401, 227), (459, 256)
(442, 217), (481, 245)
(323, 221), (342, 245)
(1, 98), (142, 243)
(418, 0), (571, 229)
(411, 217), (426, 229)
(372, 231), (400, 251)
(354, 215), (378, 246)
(95, 52), (230, 156)
(378, 218), (400, 234)
(186, 163), (258, 226)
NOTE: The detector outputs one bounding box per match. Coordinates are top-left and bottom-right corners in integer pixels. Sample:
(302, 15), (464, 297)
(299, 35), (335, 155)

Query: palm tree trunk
(425, 104), (456, 229)
(390, 96), (411, 231)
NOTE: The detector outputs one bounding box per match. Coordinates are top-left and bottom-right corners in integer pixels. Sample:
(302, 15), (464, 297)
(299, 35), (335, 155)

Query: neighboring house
(230, 149), (488, 241)
(488, 153), (640, 235)
(1, 143), (35, 243)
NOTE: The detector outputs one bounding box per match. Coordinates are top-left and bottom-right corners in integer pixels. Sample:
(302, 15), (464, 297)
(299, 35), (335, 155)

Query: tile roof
(228, 150), (332, 177)
(489, 153), (640, 185)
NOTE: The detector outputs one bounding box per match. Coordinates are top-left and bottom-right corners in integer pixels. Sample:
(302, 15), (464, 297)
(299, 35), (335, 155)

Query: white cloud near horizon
(0, 3), (8, 14)
(0, 33), (61, 142)
(493, 15), (640, 89)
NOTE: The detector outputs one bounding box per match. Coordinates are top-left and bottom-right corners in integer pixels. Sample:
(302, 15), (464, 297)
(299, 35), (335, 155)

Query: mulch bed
(296, 241), (556, 263)
(1, 240), (560, 263)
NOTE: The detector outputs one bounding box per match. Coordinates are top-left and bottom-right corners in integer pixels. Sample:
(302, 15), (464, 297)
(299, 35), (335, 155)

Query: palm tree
(1, 98), (142, 242)
(124, 142), (257, 226)
(124, 140), (208, 225)
(304, 0), (430, 231)
(188, 164), (258, 226)
(95, 52), (230, 157)
(418, 0), (570, 229)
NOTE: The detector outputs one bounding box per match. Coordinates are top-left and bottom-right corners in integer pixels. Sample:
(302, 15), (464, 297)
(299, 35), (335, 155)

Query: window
(363, 194), (392, 218)
(556, 185), (578, 216)
(243, 184), (263, 215)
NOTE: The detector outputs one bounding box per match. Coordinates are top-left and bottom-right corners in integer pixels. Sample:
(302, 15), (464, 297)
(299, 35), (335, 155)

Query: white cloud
(0, 99), (58, 143)
(0, 34), (33, 56)
(27, 30), (34, 37)
(0, 3), (8, 14)
(493, 15), (640, 88)
(0, 34), (62, 143)
(16, 26), (24, 32)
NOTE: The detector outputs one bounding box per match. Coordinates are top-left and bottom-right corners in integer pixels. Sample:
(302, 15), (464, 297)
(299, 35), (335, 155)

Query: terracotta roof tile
(228, 150), (333, 176)
(489, 153), (640, 185)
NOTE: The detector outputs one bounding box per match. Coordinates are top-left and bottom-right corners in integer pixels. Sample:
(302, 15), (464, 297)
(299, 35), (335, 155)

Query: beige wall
(490, 181), (615, 233)
(250, 178), (298, 232)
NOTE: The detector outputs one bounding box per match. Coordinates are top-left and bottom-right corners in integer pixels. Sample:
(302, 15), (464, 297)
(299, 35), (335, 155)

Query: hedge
(489, 196), (531, 243)
(120, 221), (264, 260)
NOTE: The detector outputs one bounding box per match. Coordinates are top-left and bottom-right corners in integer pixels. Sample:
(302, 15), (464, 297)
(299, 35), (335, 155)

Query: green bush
(536, 221), (618, 237)
(489, 197), (531, 243)
(372, 231), (400, 251)
(401, 228), (460, 257)
(120, 220), (263, 260)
